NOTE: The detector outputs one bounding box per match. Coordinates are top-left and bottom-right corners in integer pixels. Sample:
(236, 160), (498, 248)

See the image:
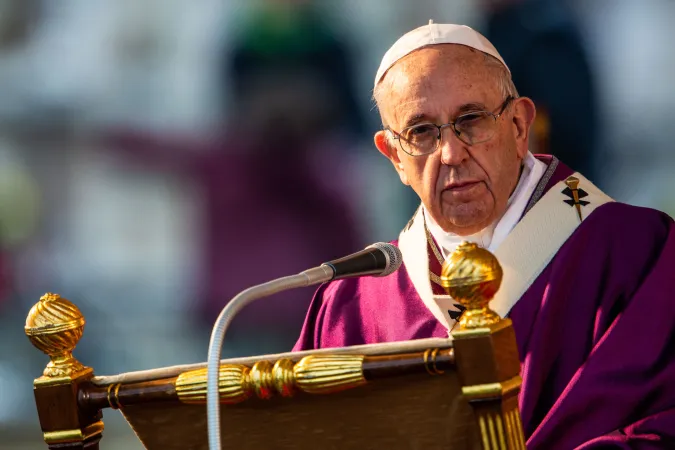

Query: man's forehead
(380, 46), (496, 125)
(387, 45), (480, 77)
(383, 45), (488, 95)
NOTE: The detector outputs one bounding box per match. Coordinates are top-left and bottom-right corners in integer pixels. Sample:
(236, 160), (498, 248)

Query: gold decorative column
(441, 243), (526, 450)
(25, 293), (104, 449)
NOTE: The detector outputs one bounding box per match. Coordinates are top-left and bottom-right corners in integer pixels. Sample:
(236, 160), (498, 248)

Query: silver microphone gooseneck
(206, 266), (332, 450)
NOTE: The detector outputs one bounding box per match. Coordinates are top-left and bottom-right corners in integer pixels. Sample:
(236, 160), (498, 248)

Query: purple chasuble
(293, 155), (675, 449)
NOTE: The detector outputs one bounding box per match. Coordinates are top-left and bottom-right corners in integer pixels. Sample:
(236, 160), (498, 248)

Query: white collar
(424, 152), (547, 258)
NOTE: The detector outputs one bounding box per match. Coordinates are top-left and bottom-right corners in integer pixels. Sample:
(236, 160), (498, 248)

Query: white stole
(398, 172), (614, 332)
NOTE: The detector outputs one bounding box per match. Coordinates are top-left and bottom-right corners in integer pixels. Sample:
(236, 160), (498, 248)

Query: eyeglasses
(386, 96), (514, 156)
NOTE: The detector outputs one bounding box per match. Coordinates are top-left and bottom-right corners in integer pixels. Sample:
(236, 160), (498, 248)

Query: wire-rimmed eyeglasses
(386, 96), (515, 156)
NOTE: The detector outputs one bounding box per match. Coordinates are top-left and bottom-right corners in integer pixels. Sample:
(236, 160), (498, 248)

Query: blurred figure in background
(228, 0), (365, 141)
(480, 0), (599, 181)
(0, 148), (42, 311)
(104, 0), (365, 353)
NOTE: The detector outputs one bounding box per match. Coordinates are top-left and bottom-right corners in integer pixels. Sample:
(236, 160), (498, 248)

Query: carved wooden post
(442, 242), (526, 450)
(25, 293), (104, 449)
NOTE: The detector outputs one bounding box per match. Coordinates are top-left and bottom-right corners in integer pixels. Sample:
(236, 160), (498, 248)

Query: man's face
(374, 45), (534, 236)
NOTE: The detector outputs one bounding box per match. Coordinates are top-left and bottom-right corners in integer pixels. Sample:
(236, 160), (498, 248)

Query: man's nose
(439, 127), (469, 166)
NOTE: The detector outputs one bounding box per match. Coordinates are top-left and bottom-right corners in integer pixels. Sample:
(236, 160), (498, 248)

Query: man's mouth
(443, 181), (482, 192)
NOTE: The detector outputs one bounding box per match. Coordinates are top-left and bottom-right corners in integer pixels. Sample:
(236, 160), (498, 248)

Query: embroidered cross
(562, 176), (589, 222)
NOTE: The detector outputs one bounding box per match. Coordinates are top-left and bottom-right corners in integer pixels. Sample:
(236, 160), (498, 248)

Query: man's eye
(408, 125), (437, 136)
(456, 113), (484, 125)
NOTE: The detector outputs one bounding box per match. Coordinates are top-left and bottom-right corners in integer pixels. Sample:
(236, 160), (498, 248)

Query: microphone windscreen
(367, 242), (403, 277)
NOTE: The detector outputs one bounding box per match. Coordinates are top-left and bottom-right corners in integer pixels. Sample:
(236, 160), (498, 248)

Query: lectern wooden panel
(115, 356), (479, 450)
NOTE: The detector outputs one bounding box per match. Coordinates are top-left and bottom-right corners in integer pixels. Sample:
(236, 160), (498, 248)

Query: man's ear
(511, 97), (537, 158)
(374, 130), (410, 186)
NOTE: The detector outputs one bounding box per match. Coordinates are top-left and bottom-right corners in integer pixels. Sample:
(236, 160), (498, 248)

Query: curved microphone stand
(206, 266), (332, 450)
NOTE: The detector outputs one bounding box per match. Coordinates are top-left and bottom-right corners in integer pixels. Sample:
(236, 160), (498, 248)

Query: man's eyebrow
(402, 102), (489, 128)
(403, 113), (433, 128)
(457, 102), (488, 114)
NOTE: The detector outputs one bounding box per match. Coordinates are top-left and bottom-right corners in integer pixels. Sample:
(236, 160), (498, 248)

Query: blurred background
(1, 0), (674, 447)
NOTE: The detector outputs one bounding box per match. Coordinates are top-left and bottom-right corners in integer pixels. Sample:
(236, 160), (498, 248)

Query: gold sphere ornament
(25, 293), (87, 378)
(440, 242), (503, 329)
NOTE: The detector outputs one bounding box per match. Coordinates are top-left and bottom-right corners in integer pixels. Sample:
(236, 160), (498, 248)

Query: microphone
(206, 242), (402, 450)
(324, 242), (402, 279)
(302, 242), (403, 284)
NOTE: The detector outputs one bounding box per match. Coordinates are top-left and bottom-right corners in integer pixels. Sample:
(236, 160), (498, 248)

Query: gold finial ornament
(25, 293), (88, 378)
(440, 242), (503, 329)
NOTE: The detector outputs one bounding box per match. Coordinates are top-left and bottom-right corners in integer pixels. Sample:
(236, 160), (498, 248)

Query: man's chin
(438, 207), (493, 236)
(444, 223), (491, 237)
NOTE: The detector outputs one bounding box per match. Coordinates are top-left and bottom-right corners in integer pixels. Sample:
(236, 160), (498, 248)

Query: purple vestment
(294, 156), (675, 448)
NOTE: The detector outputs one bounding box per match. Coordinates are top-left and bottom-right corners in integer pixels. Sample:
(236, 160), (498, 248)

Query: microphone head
(367, 242), (403, 277)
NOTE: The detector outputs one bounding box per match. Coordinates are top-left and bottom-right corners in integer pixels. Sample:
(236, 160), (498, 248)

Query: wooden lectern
(25, 243), (526, 449)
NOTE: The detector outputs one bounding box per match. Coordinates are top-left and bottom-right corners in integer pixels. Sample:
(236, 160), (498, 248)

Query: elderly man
(294, 23), (675, 448)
